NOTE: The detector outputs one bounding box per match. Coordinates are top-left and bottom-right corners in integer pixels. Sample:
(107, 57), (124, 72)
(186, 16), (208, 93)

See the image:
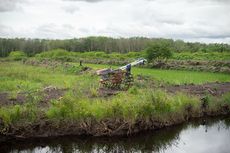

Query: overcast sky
(0, 0), (230, 43)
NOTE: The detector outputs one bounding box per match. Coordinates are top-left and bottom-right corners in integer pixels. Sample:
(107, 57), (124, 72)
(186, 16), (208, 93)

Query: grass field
(0, 61), (229, 94)
(0, 62), (98, 93)
(0, 60), (230, 136)
(85, 63), (230, 85)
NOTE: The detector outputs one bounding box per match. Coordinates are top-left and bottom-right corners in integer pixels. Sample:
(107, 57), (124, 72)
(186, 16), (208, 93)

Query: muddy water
(1, 117), (230, 153)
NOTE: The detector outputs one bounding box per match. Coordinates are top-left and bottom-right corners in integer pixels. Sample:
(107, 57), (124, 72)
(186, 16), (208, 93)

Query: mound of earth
(165, 82), (230, 97)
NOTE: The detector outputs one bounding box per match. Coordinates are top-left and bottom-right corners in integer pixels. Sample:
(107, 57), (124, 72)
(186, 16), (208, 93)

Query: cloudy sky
(0, 0), (230, 43)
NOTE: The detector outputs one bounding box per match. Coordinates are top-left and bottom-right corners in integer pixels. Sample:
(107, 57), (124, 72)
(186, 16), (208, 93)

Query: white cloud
(0, 24), (14, 37)
(0, 0), (230, 43)
(62, 5), (80, 14)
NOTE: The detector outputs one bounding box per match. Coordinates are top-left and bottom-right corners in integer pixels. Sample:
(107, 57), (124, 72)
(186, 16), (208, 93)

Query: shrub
(8, 51), (27, 60)
(145, 42), (172, 61)
(35, 49), (70, 59)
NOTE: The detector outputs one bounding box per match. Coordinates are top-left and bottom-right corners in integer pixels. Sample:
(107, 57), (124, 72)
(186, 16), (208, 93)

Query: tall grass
(46, 89), (200, 122)
(0, 90), (43, 129)
(0, 62), (96, 92)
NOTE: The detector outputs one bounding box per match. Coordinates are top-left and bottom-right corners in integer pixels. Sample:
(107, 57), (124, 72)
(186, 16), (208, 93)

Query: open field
(1, 0), (230, 151)
(1, 61), (229, 94)
(85, 63), (230, 85)
(2, 49), (230, 74)
(0, 60), (230, 140)
(33, 50), (230, 73)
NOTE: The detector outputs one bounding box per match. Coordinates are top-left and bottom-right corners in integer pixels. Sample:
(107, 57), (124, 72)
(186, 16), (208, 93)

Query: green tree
(145, 42), (172, 61)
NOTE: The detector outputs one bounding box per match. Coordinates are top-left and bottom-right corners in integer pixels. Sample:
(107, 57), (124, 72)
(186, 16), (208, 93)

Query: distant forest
(0, 37), (230, 57)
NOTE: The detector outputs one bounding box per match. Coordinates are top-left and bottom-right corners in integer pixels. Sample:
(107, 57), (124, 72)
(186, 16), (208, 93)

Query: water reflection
(1, 117), (230, 153)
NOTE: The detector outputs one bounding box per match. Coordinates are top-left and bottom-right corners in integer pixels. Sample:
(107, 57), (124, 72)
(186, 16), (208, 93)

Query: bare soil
(165, 82), (230, 97)
(0, 87), (66, 107)
(1, 82), (229, 106)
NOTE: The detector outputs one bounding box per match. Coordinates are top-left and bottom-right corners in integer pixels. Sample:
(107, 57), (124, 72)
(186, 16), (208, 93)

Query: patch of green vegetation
(132, 67), (230, 85)
(202, 92), (230, 113)
(8, 51), (27, 61)
(172, 52), (230, 61)
(85, 63), (230, 85)
(0, 102), (39, 127)
(145, 42), (172, 61)
(34, 49), (230, 62)
(46, 89), (200, 122)
(0, 88), (43, 129)
(33, 50), (230, 73)
(0, 61), (230, 135)
(0, 62), (97, 93)
(36, 49), (70, 58)
(35, 49), (143, 62)
(222, 92), (230, 105)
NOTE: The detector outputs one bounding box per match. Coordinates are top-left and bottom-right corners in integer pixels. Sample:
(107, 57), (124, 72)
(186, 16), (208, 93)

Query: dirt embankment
(165, 82), (230, 97)
(1, 108), (229, 143)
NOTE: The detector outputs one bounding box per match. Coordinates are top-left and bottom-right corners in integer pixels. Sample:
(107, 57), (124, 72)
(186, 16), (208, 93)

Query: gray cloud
(62, 5), (80, 14)
(0, 24), (13, 36)
(34, 23), (76, 39)
(0, 0), (26, 12)
(63, 0), (107, 3)
(0, 0), (230, 43)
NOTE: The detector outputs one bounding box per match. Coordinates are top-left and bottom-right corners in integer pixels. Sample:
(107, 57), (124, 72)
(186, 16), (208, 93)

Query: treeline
(0, 36), (230, 57)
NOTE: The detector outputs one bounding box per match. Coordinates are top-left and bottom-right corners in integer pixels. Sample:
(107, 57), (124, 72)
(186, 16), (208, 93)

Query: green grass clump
(0, 103), (38, 127)
(223, 92), (230, 104)
(0, 92), (42, 129)
(201, 92), (230, 113)
(46, 89), (200, 123)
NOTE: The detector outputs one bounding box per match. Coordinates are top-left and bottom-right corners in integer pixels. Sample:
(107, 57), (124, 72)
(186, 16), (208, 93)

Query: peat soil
(1, 82), (230, 106)
(0, 86), (66, 107)
(165, 82), (230, 97)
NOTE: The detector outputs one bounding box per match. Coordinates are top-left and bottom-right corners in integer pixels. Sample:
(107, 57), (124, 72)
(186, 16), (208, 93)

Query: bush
(35, 49), (70, 59)
(145, 42), (172, 61)
(8, 51), (27, 60)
